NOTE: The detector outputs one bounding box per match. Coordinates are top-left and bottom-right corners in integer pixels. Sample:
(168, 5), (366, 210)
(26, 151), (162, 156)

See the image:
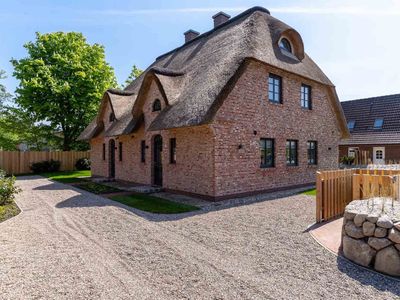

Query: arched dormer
(152, 99), (162, 112)
(109, 112), (115, 122)
(277, 30), (305, 61)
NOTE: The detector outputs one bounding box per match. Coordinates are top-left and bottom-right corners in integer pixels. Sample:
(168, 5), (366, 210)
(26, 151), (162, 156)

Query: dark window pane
(260, 138), (274, 168)
(141, 140), (146, 162)
(119, 142), (123, 161)
(170, 138), (176, 164)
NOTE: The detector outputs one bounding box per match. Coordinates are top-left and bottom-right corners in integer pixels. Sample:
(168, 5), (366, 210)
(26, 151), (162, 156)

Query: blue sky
(0, 0), (399, 101)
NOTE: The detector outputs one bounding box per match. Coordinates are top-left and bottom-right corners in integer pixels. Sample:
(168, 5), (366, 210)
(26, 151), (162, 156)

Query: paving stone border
(342, 198), (400, 277)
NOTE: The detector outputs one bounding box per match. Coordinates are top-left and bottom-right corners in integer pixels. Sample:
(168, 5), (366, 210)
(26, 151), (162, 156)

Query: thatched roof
(78, 6), (348, 141)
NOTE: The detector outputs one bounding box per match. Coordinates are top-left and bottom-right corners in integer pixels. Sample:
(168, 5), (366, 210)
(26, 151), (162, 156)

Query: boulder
(374, 227), (387, 238)
(343, 236), (376, 267)
(395, 222), (400, 231)
(374, 246), (400, 277)
(366, 215), (379, 224)
(345, 222), (365, 239)
(388, 228), (400, 244)
(368, 237), (392, 251)
(377, 216), (394, 229)
(395, 244), (400, 251)
(362, 221), (375, 236)
(354, 214), (367, 227)
(344, 211), (356, 221)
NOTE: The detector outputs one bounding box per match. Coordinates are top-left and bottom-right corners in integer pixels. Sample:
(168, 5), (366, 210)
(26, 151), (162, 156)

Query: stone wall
(342, 199), (400, 277)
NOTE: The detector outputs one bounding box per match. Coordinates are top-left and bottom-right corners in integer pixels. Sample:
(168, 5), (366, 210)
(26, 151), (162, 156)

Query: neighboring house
(340, 94), (400, 164)
(79, 6), (348, 200)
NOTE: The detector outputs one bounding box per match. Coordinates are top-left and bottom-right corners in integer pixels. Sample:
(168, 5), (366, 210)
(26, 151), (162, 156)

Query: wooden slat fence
(0, 151), (90, 175)
(316, 169), (400, 223)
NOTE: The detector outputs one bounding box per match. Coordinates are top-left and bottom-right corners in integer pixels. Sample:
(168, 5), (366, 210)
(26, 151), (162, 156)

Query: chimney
(212, 11), (231, 28)
(184, 29), (200, 43)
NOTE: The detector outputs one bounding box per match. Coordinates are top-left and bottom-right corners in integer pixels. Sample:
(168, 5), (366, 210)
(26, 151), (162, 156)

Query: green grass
(42, 170), (91, 183)
(302, 188), (316, 196)
(76, 182), (121, 194)
(110, 194), (200, 214)
(0, 201), (20, 223)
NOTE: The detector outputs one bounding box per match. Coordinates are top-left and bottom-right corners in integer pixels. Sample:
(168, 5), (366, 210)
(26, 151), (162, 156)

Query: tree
(11, 32), (117, 150)
(0, 69), (11, 108)
(123, 65), (143, 88)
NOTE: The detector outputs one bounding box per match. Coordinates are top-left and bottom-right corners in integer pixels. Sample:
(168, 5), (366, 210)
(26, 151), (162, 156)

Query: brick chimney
(212, 11), (231, 28)
(184, 29), (200, 43)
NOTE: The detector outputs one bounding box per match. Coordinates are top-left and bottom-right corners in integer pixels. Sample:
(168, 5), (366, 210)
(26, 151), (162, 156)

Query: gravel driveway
(0, 176), (399, 299)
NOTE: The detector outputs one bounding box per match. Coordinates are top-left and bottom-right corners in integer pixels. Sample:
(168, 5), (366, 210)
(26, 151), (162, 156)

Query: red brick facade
(90, 61), (341, 199)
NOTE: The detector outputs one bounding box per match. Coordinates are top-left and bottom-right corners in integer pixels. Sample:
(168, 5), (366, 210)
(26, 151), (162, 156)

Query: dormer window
(279, 38), (292, 53)
(152, 99), (161, 112)
(109, 112), (115, 122)
(374, 118), (383, 130)
(347, 120), (355, 131)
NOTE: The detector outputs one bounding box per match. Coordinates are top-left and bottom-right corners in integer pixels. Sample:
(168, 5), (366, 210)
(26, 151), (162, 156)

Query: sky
(0, 0), (399, 101)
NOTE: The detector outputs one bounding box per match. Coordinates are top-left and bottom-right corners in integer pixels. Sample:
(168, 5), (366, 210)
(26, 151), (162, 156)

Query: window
(347, 120), (355, 131)
(152, 99), (161, 112)
(102, 143), (106, 160)
(141, 140), (146, 162)
(374, 118), (383, 129)
(109, 112), (115, 122)
(301, 84), (311, 109)
(376, 150), (383, 159)
(307, 141), (317, 165)
(260, 138), (274, 168)
(279, 38), (292, 53)
(286, 140), (298, 166)
(118, 142), (123, 161)
(268, 74), (282, 103)
(170, 138), (176, 164)
(348, 147), (358, 158)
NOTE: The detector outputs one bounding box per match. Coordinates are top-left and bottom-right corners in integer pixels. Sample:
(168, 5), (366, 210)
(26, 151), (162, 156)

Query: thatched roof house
(80, 6), (348, 199)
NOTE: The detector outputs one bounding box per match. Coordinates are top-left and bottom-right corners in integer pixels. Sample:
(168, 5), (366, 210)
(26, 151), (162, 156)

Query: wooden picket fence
(0, 151), (90, 175)
(316, 169), (400, 223)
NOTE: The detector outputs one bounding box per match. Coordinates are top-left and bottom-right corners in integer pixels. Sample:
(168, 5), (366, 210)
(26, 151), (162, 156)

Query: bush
(0, 170), (21, 205)
(340, 156), (355, 165)
(30, 159), (61, 173)
(75, 158), (91, 170)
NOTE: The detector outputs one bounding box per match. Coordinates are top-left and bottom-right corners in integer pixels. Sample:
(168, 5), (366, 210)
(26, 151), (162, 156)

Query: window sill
(268, 100), (282, 105)
(260, 165), (275, 169)
(286, 164), (299, 167)
(301, 107), (312, 111)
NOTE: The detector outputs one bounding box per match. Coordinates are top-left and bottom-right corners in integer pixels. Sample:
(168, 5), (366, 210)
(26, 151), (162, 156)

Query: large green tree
(123, 65), (143, 88)
(11, 32), (117, 150)
(0, 69), (11, 107)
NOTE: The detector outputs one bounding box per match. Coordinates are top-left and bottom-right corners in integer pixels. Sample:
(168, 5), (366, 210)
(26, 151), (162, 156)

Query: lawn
(110, 194), (200, 214)
(0, 201), (20, 223)
(76, 182), (122, 194)
(302, 188), (316, 196)
(42, 170), (91, 183)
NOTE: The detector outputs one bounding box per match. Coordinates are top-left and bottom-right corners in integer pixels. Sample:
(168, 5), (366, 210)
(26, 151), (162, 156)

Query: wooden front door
(109, 139), (115, 178)
(153, 135), (163, 186)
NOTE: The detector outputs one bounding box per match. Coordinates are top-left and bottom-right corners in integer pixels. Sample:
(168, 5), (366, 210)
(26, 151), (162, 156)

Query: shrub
(0, 170), (21, 205)
(30, 159), (61, 173)
(340, 156), (355, 165)
(75, 158), (91, 170)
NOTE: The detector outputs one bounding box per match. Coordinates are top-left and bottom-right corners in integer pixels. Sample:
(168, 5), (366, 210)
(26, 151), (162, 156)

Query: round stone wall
(342, 198), (400, 277)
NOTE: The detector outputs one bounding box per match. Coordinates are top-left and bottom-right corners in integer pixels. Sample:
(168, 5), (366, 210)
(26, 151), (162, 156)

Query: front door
(373, 147), (385, 165)
(153, 135), (163, 186)
(109, 139), (116, 178)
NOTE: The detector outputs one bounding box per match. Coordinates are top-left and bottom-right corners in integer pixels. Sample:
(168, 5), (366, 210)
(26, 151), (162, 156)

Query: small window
(286, 140), (298, 166)
(118, 142), (123, 161)
(301, 84), (312, 109)
(347, 120), (355, 131)
(307, 141), (317, 165)
(170, 138), (176, 164)
(374, 118), (383, 129)
(152, 99), (161, 112)
(141, 140), (146, 162)
(376, 150), (383, 159)
(260, 138), (274, 168)
(279, 38), (292, 53)
(109, 112), (115, 122)
(102, 143), (106, 160)
(268, 74), (282, 103)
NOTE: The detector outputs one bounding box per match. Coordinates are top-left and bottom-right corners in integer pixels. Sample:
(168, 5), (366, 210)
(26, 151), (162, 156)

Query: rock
(395, 244), (400, 251)
(388, 228), (400, 244)
(374, 246), (400, 277)
(343, 236), (376, 267)
(377, 216), (394, 229)
(368, 237), (392, 250)
(363, 221), (375, 236)
(374, 227), (387, 238)
(345, 222), (365, 239)
(344, 211), (356, 221)
(366, 215), (379, 224)
(395, 222), (400, 231)
(354, 214), (367, 227)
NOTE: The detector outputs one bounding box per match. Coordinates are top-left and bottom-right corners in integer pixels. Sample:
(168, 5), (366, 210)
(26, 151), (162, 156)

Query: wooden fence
(316, 169), (400, 223)
(0, 151), (90, 175)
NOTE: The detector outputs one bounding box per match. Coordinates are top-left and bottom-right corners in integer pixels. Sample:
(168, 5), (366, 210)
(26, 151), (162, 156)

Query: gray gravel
(0, 176), (399, 299)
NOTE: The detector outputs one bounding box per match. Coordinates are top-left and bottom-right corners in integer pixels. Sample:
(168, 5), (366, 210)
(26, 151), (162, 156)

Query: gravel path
(0, 176), (399, 299)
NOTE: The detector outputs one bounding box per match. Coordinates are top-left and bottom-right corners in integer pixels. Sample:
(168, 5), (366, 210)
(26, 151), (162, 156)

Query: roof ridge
(343, 93), (400, 103)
